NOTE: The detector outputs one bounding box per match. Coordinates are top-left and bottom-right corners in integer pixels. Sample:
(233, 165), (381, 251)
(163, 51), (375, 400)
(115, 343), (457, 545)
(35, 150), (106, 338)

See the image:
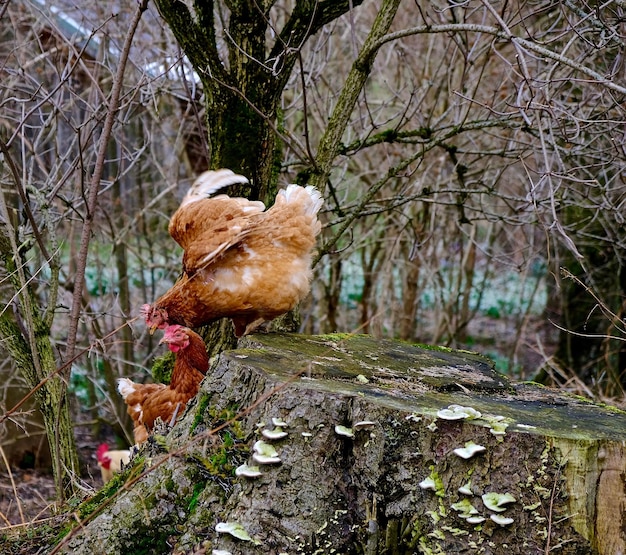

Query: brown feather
(145, 170), (323, 336)
(118, 327), (208, 443)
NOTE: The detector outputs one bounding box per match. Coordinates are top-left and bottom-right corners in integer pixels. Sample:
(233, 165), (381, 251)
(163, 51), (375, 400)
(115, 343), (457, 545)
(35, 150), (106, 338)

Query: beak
(149, 325), (158, 335)
(159, 335), (169, 345)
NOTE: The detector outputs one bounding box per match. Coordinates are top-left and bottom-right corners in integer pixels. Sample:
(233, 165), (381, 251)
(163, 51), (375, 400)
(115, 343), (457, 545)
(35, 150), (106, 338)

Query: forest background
(0, 0), (625, 525)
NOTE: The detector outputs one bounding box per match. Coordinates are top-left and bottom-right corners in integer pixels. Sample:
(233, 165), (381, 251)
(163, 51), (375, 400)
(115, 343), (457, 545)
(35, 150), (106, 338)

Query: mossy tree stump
(59, 334), (626, 554)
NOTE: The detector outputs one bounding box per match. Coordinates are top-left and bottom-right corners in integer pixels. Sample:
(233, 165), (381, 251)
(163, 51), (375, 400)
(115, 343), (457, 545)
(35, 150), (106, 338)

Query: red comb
(96, 443), (109, 461)
(163, 324), (183, 338)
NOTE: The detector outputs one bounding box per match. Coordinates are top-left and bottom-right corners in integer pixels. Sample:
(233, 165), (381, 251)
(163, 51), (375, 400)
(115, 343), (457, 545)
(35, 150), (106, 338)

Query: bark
(399, 210), (428, 341)
(399, 255), (420, 341)
(360, 237), (384, 333)
(324, 256), (343, 333)
(50, 333), (626, 555)
(0, 315), (79, 500)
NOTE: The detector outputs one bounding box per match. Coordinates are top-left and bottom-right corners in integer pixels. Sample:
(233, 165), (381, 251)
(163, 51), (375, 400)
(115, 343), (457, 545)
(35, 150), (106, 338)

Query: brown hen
(117, 325), (208, 444)
(141, 169), (323, 337)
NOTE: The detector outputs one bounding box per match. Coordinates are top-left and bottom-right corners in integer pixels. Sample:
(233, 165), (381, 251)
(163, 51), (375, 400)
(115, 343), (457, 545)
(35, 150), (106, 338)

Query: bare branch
(65, 0), (149, 361)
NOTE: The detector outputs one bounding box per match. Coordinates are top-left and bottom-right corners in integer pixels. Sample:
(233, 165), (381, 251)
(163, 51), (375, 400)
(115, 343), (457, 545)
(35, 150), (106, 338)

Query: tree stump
(61, 334), (626, 554)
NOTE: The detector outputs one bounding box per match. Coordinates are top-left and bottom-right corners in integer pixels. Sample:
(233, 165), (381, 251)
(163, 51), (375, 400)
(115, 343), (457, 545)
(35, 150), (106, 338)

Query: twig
(544, 464), (561, 555)
(372, 23), (626, 96)
(0, 139), (50, 261)
(0, 445), (24, 525)
(65, 0), (149, 362)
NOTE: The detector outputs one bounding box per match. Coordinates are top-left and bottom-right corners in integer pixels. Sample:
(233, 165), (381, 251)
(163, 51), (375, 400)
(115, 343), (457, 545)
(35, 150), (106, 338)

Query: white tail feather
(117, 377), (135, 400)
(280, 184), (323, 216)
(181, 169), (250, 206)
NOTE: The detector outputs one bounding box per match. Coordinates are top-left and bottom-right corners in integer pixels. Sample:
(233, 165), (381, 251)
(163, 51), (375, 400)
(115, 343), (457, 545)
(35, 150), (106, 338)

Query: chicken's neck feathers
(169, 334), (209, 390)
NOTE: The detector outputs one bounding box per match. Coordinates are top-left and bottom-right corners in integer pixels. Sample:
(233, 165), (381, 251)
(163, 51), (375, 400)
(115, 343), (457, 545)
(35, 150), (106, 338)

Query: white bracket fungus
(405, 413), (421, 422)
(235, 464), (262, 478)
(437, 405), (482, 420)
(516, 423), (537, 430)
(458, 481), (473, 496)
(261, 427), (288, 440)
(215, 522), (261, 544)
(490, 514), (514, 526)
(353, 420), (376, 430)
(252, 440), (281, 464)
(334, 425), (354, 438)
(453, 441), (486, 459)
(419, 476), (437, 491)
(489, 421), (509, 437)
(451, 499), (479, 519)
(419, 469), (444, 497)
(482, 492), (516, 512)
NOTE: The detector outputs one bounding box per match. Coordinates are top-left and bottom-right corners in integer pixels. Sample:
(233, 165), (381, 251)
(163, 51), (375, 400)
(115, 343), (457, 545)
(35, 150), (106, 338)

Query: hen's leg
(133, 423), (149, 444)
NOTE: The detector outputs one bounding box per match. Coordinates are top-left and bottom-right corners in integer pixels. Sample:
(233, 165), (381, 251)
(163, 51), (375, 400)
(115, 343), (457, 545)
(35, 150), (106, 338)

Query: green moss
(596, 402), (626, 414)
(317, 332), (353, 342)
(51, 466), (137, 545)
(187, 481), (207, 513)
(411, 341), (486, 359)
(164, 475), (177, 492)
(419, 535), (446, 554)
(73, 455), (146, 526)
(427, 466), (445, 498)
(54, 522), (75, 545)
(0, 521), (67, 554)
(518, 381), (547, 387)
(127, 525), (177, 555)
(193, 432), (246, 478)
(412, 342), (454, 353)
(188, 405), (248, 480)
(208, 404), (246, 440)
(190, 392), (212, 434)
(151, 351), (175, 384)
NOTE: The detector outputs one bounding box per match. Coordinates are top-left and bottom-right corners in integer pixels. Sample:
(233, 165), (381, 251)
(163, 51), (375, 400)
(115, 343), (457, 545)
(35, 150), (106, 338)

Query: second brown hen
(118, 325), (208, 444)
(142, 169), (323, 336)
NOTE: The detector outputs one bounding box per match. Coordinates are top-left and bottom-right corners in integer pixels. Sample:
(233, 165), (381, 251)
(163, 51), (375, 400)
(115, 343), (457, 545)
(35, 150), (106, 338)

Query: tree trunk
(0, 225), (79, 499)
(0, 316), (79, 500)
(153, 0), (366, 202)
(51, 333), (626, 554)
(399, 210), (428, 341)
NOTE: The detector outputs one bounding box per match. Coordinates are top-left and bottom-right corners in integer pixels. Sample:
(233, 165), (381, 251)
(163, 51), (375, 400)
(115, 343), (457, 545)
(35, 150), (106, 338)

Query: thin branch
(310, 0), (402, 193)
(371, 23), (626, 96)
(0, 138), (50, 261)
(65, 0), (149, 361)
